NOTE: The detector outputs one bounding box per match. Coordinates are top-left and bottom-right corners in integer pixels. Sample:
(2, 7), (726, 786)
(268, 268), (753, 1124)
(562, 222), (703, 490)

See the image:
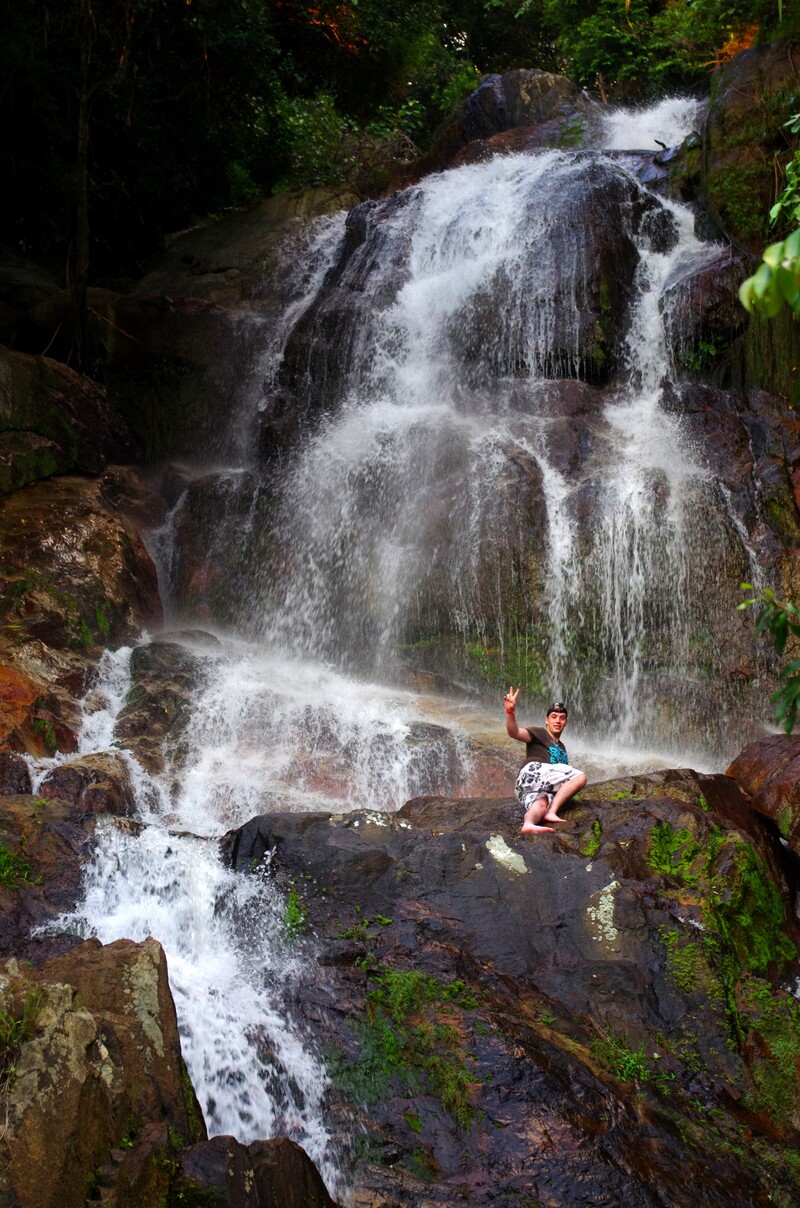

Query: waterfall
(242, 114), (750, 751)
(40, 96), (770, 1197)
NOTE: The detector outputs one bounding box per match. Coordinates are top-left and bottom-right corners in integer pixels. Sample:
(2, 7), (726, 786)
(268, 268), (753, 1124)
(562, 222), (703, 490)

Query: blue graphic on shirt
(549, 744), (568, 765)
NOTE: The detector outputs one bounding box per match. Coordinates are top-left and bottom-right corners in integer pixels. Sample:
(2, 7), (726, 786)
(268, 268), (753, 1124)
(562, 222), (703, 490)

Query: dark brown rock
(250, 1137), (341, 1208)
(0, 751), (32, 794)
(114, 639), (210, 773)
(726, 734), (800, 853)
(40, 752), (134, 817)
(423, 70), (603, 173)
(0, 792), (92, 963)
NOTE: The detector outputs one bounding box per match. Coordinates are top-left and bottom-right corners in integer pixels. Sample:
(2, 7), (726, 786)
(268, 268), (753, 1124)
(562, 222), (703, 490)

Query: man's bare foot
(520, 822), (555, 834)
(543, 813), (568, 824)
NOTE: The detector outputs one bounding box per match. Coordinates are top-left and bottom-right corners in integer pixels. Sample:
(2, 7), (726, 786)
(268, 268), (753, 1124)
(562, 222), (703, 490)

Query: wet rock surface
(421, 69), (603, 174)
(0, 938), (206, 1208)
(727, 734), (800, 855)
(223, 769), (800, 1207)
(113, 638), (214, 774)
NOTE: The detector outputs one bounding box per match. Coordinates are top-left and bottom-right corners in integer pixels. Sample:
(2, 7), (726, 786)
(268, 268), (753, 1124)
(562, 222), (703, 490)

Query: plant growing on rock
(739, 585), (800, 733)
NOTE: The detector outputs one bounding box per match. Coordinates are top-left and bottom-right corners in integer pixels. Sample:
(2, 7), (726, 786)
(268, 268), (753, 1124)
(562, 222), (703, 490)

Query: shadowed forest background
(2, 0), (797, 299)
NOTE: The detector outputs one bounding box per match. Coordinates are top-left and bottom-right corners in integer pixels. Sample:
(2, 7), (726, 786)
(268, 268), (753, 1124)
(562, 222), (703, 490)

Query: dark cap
(546, 701), (568, 715)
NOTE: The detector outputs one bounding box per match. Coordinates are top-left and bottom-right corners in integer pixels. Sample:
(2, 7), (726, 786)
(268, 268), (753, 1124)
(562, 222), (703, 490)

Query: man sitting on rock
(504, 690), (587, 833)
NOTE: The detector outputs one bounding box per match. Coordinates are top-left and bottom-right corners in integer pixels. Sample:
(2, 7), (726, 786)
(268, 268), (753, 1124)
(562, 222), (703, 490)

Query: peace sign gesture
(504, 686), (520, 714)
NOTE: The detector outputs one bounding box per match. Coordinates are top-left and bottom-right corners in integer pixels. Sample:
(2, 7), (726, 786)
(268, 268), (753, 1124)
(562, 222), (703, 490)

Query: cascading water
(38, 97), (775, 1197)
(247, 111), (752, 752)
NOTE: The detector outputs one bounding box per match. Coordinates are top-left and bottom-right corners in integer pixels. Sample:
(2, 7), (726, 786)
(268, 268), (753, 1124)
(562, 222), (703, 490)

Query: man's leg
(543, 771), (587, 823)
(520, 793), (555, 834)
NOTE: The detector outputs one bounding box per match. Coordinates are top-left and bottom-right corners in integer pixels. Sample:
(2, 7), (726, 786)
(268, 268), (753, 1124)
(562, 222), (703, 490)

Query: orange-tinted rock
(726, 734), (800, 853)
(0, 664), (39, 749)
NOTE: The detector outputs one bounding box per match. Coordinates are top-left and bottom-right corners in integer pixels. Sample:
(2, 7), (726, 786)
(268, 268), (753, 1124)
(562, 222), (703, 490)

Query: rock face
(727, 734), (800, 853)
(0, 472), (161, 755)
(421, 69), (603, 174)
(0, 938), (205, 1208)
(223, 770), (800, 1206)
(113, 637), (216, 774)
(0, 346), (134, 496)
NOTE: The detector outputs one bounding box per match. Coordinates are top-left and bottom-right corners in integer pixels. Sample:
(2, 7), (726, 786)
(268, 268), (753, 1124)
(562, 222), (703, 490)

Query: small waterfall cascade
(42, 96), (776, 1195)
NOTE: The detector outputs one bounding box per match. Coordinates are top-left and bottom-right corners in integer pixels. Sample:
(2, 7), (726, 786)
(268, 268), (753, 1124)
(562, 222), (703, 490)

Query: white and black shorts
(515, 760), (581, 811)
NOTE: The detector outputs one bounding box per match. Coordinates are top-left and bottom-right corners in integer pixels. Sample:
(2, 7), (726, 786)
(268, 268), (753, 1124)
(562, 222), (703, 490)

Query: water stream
(37, 97), (769, 1195)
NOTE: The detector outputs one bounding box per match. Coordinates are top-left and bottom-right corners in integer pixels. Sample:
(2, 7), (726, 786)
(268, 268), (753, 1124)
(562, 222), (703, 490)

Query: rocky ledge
(222, 766), (800, 1207)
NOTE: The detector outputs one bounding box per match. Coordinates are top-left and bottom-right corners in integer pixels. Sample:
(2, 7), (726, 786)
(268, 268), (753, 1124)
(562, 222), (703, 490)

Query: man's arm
(504, 686), (532, 743)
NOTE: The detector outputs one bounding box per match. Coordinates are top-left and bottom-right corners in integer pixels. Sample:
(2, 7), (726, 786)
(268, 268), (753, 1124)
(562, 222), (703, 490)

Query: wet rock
(114, 640), (210, 773)
(0, 792), (92, 963)
(0, 752), (32, 794)
(264, 159), (677, 453)
(0, 474), (161, 756)
(40, 752), (134, 817)
(0, 938), (206, 1208)
(660, 248), (749, 384)
(0, 345), (134, 495)
(727, 734), (800, 854)
(99, 189), (355, 463)
(424, 70), (603, 172)
(222, 769), (799, 1206)
(164, 468), (274, 626)
(177, 1134), (341, 1208)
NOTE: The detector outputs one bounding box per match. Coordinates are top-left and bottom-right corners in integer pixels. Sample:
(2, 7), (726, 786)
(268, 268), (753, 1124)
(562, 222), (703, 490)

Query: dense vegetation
(0, 0), (795, 285)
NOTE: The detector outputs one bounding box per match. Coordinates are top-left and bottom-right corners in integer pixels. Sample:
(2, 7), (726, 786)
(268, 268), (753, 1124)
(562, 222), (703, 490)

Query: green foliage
(648, 821), (703, 885)
(333, 967), (481, 1127)
(283, 886), (307, 939)
(0, 843), (36, 892)
(581, 818), (603, 858)
(0, 988), (43, 1080)
(592, 1026), (651, 1083)
(739, 585), (800, 733)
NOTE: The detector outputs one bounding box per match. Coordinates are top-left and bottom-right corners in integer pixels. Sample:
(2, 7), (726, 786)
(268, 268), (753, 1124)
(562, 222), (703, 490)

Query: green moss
(647, 821), (704, 885)
(706, 844), (795, 979)
(660, 928), (703, 993)
(581, 818), (602, 858)
(283, 886), (307, 939)
(0, 843), (36, 891)
(739, 981), (800, 1129)
(179, 1059), (206, 1144)
(331, 967), (481, 1129)
(777, 805), (793, 839)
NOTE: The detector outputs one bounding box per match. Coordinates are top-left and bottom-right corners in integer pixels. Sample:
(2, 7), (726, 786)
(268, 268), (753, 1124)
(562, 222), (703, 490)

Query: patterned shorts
(515, 760), (581, 811)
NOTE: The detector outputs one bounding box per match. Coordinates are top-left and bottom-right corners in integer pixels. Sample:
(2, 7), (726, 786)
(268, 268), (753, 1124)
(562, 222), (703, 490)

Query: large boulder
(727, 734), (800, 853)
(0, 792), (94, 964)
(263, 161), (676, 451)
(222, 770), (800, 1206)
(422, 69), (603, 174)
(0, 345), (134, 496)
(0, 938), (206, 1208)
